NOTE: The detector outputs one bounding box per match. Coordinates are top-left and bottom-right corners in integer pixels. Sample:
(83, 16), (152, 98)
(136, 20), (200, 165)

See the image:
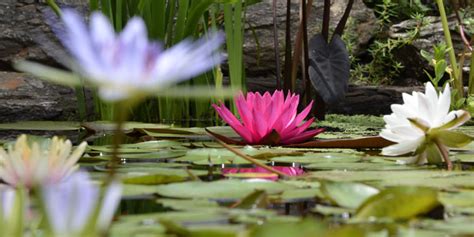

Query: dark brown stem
(451, 2), (472, 51)
(272, 0), (282, 89)
(301, 0), (311, 105)
(435, 139), (452, 171)
(283, 0), (292, 91)
(322, 0), (331, 42)
(333, 0), (354, 37)
(212, 138), (290, 178)
(290, 0), (313, 91)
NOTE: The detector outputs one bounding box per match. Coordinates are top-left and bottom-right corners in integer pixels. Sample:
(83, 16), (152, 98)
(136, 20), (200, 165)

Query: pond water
(2, 116), (474, 236)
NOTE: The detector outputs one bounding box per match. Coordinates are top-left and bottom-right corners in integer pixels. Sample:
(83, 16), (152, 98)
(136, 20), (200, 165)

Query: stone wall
(0, 0), (405, 122)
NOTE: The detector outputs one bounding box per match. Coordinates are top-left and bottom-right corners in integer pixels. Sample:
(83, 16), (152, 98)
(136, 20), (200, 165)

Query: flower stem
(435, 0), (463, 100)
(213, 139), (290, 178)
(108, 102), (129, 179)
(434, 138), (452, 171)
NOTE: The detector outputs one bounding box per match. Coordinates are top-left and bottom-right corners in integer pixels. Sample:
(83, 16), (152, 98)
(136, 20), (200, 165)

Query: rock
(0, 0), (87, 70)
(328, 85), (424, 115)
(389, 15), (471, 83)
(243, 0), (377, 77)
(0, 71), (93, 122)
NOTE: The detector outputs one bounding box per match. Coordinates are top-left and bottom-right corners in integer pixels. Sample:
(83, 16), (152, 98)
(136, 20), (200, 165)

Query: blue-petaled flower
(41, 172), (122, 236)
(380, 83), (472, 168)
(59, 10), (224, 101)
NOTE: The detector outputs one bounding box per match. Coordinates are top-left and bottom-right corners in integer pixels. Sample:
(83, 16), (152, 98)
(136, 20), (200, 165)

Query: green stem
(46, 0), (62, 16)
(436, 0), (463, 100)
(108, 102), (129, 179)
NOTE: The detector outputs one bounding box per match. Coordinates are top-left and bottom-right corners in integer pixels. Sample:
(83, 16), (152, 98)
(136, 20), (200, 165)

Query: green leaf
(155, 180), (295, 201)
(156, 198), (220, 211)
(425, 142), (443, 164)
(251, 219), (327, 237)
(232, 190), (268, 209)
(122, 174), (187, 185)
(321, 181), (379, 209)
(354, 186), (439, 221)
(437, 131), (473, 148)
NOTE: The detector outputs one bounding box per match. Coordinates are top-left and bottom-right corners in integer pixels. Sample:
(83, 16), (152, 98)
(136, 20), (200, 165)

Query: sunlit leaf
(321, 181), (379, 209)
(354, 186), (439, 221)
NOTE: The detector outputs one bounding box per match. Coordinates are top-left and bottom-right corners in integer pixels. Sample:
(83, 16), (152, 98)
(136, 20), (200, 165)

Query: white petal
(381, 137), (423, 156)
(434, 84), (451, 126)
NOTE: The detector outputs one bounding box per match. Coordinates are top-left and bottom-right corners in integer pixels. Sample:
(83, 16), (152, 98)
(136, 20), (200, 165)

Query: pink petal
(251, 106), (269, 141)
(235, 93), (254, 132)
(267, 91), (285, 128)
(213, 104), (254, 143)
(282, 118), (315, 139)
(281, 128), (324, 144)
(294, 100), (314, 126)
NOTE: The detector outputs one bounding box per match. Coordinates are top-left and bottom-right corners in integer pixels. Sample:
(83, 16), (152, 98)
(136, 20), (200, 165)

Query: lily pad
(354, 186), (439, 221)
(155, 179), (295, 201)
(321, 181), (379, 209)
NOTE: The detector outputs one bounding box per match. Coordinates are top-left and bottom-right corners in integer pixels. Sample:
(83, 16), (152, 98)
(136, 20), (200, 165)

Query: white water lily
(0, 135), (87, 188)
(380, 83), (472, 168)
(41, 172), (122, 236)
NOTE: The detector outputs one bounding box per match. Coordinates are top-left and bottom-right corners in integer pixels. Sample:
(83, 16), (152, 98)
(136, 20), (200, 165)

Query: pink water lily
(213, 90), (324, 145)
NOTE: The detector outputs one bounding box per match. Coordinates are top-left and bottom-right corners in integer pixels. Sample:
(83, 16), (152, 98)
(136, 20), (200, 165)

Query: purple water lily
(59, 10), (224, 101)
(41, 172), (122, 235)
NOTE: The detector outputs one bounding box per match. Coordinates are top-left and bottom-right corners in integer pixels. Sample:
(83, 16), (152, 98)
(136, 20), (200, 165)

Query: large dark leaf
(308, 34), (350, 104)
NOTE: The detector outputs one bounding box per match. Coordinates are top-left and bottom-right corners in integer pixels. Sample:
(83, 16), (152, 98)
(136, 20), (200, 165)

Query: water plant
(0, 135), (87, 188)
(213, 90), (325, 145)
(380, 83), (472, 169)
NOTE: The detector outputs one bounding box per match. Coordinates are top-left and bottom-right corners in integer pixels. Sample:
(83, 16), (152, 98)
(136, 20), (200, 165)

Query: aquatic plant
(0, 135), (87, 188)
(41, 172), (122, 236)
(213, 90), (324, 145)
(380, 83), (472, 169)
(58, 10), (224, 102)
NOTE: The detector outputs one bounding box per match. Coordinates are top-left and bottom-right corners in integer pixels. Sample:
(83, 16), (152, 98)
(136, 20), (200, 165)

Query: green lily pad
(354, 186), (439, 221)
(321, 181), (379, 209)
(122, 174), (187, 185)
(156, 198), (220, 211)
(155, 180), (295, 201)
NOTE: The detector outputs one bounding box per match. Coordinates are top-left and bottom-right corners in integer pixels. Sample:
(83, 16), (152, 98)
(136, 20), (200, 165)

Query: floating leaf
(321, 181), (379, 209)
(155, 180), (294, 201)
(251, 219), (327, 237)
(156, 198), (220, 211)
(122, 174), (187, 185)
(231, 190), (269, 209)
(354, 186), (439, 221)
